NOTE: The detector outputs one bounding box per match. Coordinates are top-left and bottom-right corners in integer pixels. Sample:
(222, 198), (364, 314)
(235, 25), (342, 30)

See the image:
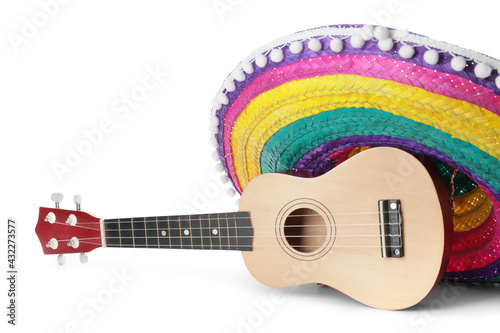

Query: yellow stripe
(348, 146), (370, 158)
(453, 187), (493, 232)
(229, 74), (500, 190)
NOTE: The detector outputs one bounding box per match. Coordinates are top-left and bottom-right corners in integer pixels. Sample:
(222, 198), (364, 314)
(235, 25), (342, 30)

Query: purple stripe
(443, 265), (500, 280)
(293, 135), (500, 201)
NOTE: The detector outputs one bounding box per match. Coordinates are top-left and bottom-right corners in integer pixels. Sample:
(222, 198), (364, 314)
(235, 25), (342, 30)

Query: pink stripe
(451, 210), (496, 254)
(447, 183), (500, 272)
(224, 54), (500, 191)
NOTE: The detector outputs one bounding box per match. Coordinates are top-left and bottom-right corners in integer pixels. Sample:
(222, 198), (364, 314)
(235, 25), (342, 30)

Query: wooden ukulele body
(239, 147), (452, 310)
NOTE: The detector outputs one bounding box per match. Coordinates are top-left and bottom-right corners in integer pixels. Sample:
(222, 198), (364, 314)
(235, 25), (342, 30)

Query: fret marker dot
(390, 203), (397, 210)
(161, 230), (167, 237)
(184, 229), (189, 236)
(212, 228), (218, 235)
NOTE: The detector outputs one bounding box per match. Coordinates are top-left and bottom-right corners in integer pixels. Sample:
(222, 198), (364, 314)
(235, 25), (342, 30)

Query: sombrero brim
(209, 24), (500, 284)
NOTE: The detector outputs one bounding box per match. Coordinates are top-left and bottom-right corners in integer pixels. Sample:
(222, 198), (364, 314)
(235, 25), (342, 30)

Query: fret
(169, 216), (182, 249)
(132, 218), (146, 247)
(228, 212), (238, 250)
(167, 215), (172, 246)
(119, 218), (134, 247)
(191, 214), (202, 250)
(145, 217), (159, 248)
(117, 218), (122, 247)
(217, 214), (222, 249)
(219, 213), (229, 250)
(155, 217), (160, 248)
(200, 214), (212, 249)
(143, 218), (149, 248)
(157, 216), (171, 248)
(188, 215), (193, 248)
(131, 218), (136, 247)
(104, 219), (120, 247)
(103, 211), (253, 251)
(179, 215), (191, 249)
(209, 214), (220, 249)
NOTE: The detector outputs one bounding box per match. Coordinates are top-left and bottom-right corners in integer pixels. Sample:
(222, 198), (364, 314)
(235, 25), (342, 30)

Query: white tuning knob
(46, 238), (58, 250)
(74, 194), (82, 211)
(67, 237), (80, 249)
(51, 193), (64, 208)
(79, 253), (88, 264)
(44, 212), (56, 224)
(66, 214), (77, 226)
(57, 254), (66, 265)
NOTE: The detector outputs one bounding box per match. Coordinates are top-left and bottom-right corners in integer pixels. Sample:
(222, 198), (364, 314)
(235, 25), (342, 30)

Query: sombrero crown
(209, 24), (500, 284)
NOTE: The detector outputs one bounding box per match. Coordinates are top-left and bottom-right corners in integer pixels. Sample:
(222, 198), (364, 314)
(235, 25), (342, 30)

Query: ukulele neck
(102, 212), (253, 251)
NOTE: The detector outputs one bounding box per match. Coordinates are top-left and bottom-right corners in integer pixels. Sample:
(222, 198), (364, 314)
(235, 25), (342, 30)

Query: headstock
(35, 193), (101, 264)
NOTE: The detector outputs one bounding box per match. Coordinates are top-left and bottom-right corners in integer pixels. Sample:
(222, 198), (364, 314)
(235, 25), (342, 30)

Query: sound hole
(284, 208), (327, 253)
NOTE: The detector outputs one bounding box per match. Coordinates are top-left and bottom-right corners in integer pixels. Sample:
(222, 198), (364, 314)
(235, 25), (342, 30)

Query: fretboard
(103, 212), (253, 251)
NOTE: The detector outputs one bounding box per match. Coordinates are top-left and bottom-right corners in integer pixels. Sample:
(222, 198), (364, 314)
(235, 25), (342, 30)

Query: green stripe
(261, 108), (500, 194)
(434, 159), (478, 196)
(444, 276), (500, 284)
(483, 276), (500, 283)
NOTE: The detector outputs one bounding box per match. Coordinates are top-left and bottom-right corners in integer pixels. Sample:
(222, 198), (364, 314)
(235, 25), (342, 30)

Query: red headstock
(35, 206), (102, 255)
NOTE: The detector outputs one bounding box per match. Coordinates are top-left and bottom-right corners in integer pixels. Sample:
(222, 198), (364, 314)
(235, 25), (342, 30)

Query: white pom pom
(211, 150), (220, 162)
(223, 78), (236, 92)
(289, 41), (303, 54)
(450, 56), (466, 72)
(217, 93), (229, 105)
(423, 49), (439, 65)
(360, 25), (374, 40)
(270, 48), (284, 63)
(329, 38), (343, 53)
(211, 98), (221, 110)
(374, 26), (390, 40)
(398, 44), (415, 59)
(378, 38), (394, 51)
(209, 125), (218, 134)
(209, 115), (219, 126)
(233, 68), (246, 82)
(350, 35), (365, 49)
(474, 62), (492, 79)
(215, 162), (224, 173)
(242, 61), (254, 74)
(209, 136), (218, 148)
(220, 175), (229, 184)
(308, 38), (322, 52)
(226, 188), (236, 197)
(255, 54), (268, 68)
(495, 75), (500, 89)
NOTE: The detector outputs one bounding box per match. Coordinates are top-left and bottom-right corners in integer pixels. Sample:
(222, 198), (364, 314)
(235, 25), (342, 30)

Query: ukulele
(35, 147), (453, 310)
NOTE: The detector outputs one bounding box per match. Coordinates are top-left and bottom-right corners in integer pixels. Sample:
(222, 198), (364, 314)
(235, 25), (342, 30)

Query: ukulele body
(239, 147), (452, 310)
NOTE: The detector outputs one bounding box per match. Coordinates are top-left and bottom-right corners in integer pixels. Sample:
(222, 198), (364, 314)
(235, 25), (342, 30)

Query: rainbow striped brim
(209, 24), (500, 285)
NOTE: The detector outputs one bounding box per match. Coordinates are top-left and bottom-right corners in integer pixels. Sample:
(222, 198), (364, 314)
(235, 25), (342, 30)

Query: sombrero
(209, 24), (500, 285)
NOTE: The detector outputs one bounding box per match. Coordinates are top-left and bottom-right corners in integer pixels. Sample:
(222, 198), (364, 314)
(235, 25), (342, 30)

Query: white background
(1, 0), (499, 332)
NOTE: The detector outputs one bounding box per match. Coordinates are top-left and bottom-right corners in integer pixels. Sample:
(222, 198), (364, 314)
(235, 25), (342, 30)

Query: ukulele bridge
(378, 200), (403, 258)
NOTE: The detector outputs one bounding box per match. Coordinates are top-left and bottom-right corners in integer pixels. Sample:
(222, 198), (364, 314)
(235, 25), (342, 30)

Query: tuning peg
(79, 253), (88, 264)
(51, 193), (64, 208)
(57, 254), (66, 265)
(44, 212), (56, 224)
(67, 237), (79, 248)
(46, 238), (58, 249)
(74, 194), (82, 211)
